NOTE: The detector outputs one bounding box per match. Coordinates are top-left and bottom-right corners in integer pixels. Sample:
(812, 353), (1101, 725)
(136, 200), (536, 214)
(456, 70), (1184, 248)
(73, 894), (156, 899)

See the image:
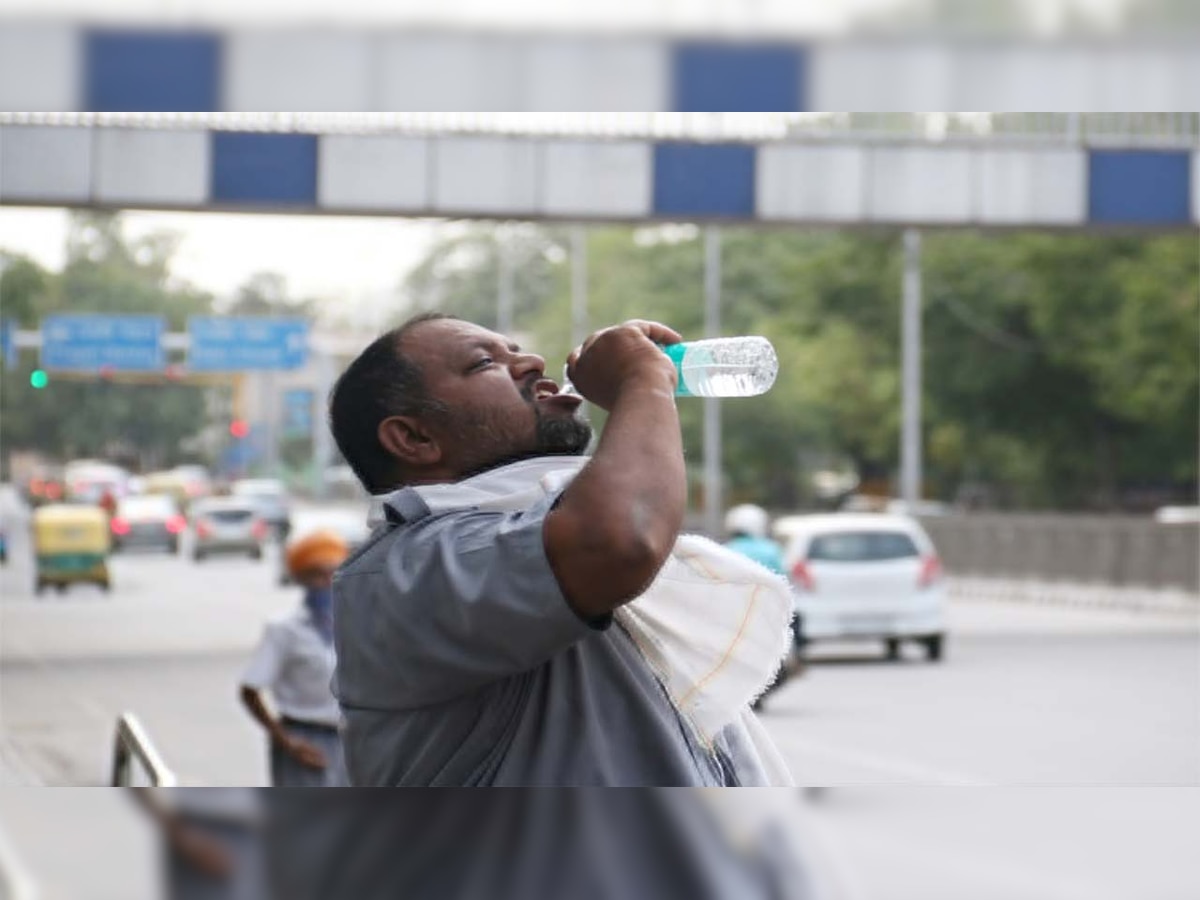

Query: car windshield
(808, 531), (920, 562)
(119, 496), (176, 517)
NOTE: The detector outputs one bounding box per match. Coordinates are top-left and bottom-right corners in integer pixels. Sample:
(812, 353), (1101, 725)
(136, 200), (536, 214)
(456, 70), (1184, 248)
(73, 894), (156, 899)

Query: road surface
(2, 491), (1198, 898)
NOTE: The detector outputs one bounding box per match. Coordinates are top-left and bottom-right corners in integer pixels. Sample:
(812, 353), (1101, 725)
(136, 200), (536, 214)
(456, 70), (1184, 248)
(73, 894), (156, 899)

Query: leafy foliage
(401, 222), (1198, 511)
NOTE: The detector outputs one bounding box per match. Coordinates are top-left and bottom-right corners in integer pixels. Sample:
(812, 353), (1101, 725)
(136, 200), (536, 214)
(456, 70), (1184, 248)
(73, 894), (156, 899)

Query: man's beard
(452, 405), (593, 481)
(533, 407), (592, 457)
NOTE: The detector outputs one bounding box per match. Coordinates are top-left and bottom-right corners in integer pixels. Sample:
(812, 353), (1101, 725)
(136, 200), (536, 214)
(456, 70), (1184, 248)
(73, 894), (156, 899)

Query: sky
(0, 208), (439, 328)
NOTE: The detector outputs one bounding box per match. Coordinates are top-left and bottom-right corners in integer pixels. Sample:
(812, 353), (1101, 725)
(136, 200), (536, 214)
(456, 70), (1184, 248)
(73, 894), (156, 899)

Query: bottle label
(661, 343), (692, 397)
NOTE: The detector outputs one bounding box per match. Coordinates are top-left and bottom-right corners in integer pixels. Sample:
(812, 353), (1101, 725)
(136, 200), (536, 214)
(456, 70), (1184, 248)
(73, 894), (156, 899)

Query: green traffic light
(30, 369), (48, 389)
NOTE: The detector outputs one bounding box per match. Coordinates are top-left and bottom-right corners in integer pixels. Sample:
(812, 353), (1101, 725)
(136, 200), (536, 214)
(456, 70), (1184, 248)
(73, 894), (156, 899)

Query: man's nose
(511, 352), (546, 381)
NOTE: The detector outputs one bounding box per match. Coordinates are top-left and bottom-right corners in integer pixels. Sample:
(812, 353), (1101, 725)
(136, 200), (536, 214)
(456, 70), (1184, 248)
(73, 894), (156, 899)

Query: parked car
(110, 494), (186, 554)
(781, 513), (947, 662)
(190, 498), (268, 562)
(278, 508), (371, 585)
(231, 479), (292, 540)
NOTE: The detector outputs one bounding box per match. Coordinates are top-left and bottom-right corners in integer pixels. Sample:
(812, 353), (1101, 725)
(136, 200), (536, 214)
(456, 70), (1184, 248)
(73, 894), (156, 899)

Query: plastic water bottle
(663, 336), (779, 398)
(562, 336), (778, 399)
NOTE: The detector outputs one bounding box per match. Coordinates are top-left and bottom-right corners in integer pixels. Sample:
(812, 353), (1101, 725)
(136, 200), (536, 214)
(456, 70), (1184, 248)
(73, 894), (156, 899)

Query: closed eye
(468, 357), (494, 372)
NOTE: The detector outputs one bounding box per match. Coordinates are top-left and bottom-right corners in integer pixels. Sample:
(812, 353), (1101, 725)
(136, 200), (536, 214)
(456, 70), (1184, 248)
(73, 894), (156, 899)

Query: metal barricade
(110, 713), (177, 788)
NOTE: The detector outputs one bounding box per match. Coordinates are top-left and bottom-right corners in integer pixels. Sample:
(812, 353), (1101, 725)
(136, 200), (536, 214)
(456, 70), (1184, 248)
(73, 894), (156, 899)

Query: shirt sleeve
(334, 501), (606, 709)
(241, 622), (287, 691)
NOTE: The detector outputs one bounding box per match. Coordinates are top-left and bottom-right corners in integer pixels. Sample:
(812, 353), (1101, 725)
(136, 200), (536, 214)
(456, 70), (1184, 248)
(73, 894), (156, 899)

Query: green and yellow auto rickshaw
(32, 503), (111, 594)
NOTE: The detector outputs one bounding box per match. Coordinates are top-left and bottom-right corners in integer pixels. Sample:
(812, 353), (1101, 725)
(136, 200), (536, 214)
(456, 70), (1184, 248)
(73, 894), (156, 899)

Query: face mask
(304, 586), (335, 643)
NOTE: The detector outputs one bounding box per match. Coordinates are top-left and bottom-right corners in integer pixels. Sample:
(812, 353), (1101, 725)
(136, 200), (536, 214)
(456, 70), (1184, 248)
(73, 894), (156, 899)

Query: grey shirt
(333, 487), (767, 787)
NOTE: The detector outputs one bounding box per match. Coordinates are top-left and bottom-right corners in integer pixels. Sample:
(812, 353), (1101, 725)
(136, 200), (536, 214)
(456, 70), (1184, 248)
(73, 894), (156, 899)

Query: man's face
(403, 319), (592, 478)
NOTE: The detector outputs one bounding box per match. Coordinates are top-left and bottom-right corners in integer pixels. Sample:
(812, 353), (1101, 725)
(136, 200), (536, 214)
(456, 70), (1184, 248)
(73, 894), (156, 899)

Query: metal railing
(1, 111), (1197, 148)
(110, 713), (177, 788)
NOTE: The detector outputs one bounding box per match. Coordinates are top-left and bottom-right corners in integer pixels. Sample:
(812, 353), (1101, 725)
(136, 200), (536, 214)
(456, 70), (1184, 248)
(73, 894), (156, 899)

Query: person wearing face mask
(239, 529), (349, 786)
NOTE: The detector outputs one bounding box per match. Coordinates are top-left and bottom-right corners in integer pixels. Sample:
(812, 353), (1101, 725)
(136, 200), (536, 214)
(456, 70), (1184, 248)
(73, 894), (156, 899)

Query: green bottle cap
(661, 343), (691, 397)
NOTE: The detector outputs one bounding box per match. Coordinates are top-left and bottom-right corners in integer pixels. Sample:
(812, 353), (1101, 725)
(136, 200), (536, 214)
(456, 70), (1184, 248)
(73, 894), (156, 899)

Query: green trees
(1, 213), (212, 469)
(401, 223), (1198, 511)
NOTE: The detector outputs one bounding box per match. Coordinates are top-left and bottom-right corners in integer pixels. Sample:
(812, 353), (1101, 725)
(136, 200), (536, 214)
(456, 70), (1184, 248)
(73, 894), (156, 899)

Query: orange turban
(286, 530), (349, 578)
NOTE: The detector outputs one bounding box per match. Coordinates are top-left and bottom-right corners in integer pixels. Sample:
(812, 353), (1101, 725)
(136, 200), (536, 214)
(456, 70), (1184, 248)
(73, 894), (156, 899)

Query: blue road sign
(0, 319), (16, 371)
(41, 314), (165, 371)
(283, 388), (314, 437)
(188, 317), (309, 371)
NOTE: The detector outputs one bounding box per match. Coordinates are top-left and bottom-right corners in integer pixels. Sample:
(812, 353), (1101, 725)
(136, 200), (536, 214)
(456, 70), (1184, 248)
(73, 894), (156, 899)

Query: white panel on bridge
(1094, 46), (1200, 112)
(223, 30), (373, 111)
(814, 40), (1200, 111)
(432, 137), (539, 216)
(956, 46), (1100, 111)
(318, 135), (430, 211)
(756, 144), (869, 222)
(94, 129), (210, 207)
(523, 38), (668, 112)
(376, 34), (524, 112)
(540, 141), (650, 218)
(868, 146), (974, 224)
(810, 42), (953, 111)
(0, 126), (92, 203)
(0, 23), (79, 112)
(978, 149), (1085, 226)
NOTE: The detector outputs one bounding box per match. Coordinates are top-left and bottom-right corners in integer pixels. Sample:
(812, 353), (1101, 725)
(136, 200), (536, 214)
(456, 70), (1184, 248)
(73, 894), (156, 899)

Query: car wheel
(169, 539), (180, 555)
(34, 579), (45, 596)
(193, 550), (205, 563)
(251, 547), (264, 561)
(885, 638), (902, 661)
(924, 635), (945, 663)
(55, 583), (67, 595)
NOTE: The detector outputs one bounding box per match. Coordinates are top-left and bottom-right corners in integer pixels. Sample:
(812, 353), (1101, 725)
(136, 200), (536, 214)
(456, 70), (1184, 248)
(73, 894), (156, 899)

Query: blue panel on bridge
(1088, 150), (1192, 225)
(653, 143), (756, 217)
(672, 42), (804, 112)
(188, 317), (309, 371)
(41, 314), (165, 371)
(211, 133), (318, 206)
(85, 29), (219, 112)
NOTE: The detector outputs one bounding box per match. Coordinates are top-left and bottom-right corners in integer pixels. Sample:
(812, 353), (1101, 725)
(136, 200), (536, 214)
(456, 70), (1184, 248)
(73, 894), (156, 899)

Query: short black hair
(328, 313), (453, 494)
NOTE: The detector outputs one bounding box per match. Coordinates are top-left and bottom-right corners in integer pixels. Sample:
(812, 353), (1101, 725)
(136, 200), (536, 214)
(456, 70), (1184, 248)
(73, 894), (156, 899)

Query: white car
(190, 498), (268, 562)
(781, 514), (947, 662)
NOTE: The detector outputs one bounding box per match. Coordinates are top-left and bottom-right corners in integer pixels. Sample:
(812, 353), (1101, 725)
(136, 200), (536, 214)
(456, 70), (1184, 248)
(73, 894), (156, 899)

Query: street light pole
(570, 226), (589, 420)
(497, 224), (515, 335)
(703, 226), (723, 538)
(901, 228), (923, 508)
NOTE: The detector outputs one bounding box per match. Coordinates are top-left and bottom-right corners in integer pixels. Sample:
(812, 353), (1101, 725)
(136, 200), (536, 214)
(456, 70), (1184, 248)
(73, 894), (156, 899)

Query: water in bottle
(663, 336), (778, 398)
(561, 336), (778, 399)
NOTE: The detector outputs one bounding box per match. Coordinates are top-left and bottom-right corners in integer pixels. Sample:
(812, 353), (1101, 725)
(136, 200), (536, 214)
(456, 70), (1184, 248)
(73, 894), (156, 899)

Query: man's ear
(378, 415), (442, 469)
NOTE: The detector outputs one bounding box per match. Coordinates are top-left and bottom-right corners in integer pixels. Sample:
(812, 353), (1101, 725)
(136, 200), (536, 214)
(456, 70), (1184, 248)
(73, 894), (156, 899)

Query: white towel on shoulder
(413, 456), (795, 785)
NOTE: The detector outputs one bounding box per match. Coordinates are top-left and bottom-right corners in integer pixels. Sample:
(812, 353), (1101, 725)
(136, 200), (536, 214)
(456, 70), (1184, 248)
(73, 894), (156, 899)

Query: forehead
(404, 319), (516, 365)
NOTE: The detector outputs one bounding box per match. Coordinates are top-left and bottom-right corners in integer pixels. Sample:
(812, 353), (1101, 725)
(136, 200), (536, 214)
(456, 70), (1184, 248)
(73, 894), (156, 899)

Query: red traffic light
(229, 419), (250, 439)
